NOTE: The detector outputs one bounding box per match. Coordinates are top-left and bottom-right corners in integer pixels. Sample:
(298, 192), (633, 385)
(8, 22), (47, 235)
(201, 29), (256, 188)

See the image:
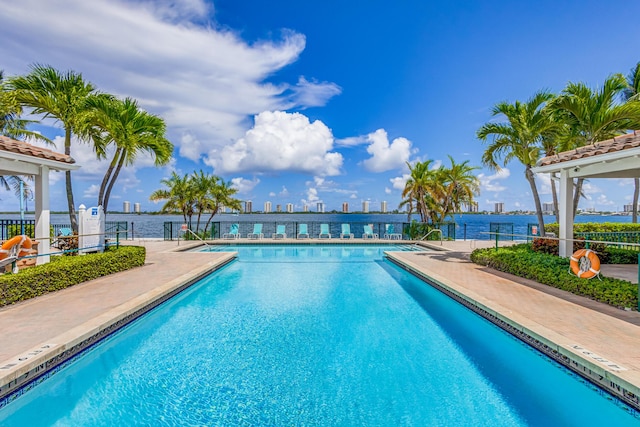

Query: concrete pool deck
(0, 238), (639, 409)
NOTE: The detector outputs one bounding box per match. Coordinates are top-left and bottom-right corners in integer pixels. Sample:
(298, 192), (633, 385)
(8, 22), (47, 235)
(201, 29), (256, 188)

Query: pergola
(532, 131), (640, 257)
(0, 136), (79, 264)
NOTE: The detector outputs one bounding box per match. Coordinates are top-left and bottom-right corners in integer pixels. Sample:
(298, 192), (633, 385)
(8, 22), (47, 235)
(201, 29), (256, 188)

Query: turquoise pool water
(0, 245), (638, 425)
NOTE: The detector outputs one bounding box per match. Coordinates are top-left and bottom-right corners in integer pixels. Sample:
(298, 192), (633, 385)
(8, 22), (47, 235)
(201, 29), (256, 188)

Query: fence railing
(0, 220), (128, 241)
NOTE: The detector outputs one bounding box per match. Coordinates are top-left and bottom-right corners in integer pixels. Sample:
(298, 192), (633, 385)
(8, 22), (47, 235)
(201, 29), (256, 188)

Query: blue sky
(1, 0), (640, 213)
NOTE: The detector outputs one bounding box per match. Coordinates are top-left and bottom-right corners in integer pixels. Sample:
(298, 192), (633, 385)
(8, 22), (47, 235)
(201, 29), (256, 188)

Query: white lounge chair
(362, 224), (378, 239)
(223, 223), (240, 239)
(273, 224), (286, 239)
(248, 223), (264, 239)
(319, 223), (331, 239)
(297, 223), (310, 239)
(384, 224), (402, 240)
(340, 224), (354, 239)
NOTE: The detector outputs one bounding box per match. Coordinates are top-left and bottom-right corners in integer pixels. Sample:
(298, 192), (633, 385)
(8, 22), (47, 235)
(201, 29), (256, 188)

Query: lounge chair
(362, 224), (378, 239)
(319, 223), (331, 239)
(248, 223), (264, 239)
(297, 223), (310, 239)
(384, 224), (402, 240)
(273, 224), (287, 239)
(340, 224), (354, 239)
(223, 223), (240, 239)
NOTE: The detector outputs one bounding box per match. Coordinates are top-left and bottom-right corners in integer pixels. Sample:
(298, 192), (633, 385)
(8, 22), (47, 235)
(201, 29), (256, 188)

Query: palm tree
(439, 155), (480, 221)
(149, 172), (195, 223)
(623, 62), (640, 223)
(202, 176), (242, 234)
(549, 74), (638, 217)
(477, 91), (556, 235)
(8, 64), (97, 231)
(400, 160), (436, 223)
(85, 96), (173, 213)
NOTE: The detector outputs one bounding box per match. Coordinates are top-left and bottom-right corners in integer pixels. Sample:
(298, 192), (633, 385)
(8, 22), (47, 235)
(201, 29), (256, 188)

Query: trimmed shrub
(531, 237), (606, 257)
(546, 222), (640, 234)
(470, 244), (637, 310)
(0, 246), (146, 307)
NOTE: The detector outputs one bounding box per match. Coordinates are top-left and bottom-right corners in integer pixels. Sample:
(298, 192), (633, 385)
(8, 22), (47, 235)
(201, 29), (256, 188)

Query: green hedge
(546, 222), (640, 233)
(470, 244), (637, 310)
(0, 246), (146, 307)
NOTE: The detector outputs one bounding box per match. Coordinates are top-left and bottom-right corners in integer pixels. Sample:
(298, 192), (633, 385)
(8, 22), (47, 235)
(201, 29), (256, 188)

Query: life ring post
(569, 248), (601, 280)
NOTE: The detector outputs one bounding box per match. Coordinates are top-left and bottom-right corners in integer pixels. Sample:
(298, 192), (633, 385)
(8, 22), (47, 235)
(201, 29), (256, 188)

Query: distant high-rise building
(317, 202), (325, 213)
(624, 204), (640, 212)
(381, 201), (388, 213)
(123, 201), (130, 213)
(264, 201), (272, 213)
(543, 202), (554, 213)
(245, 201), (252, 213)
(303, 204), (309, 212)
(467, 201), (478, 213)
(494, 202), (504, 213)
(362, 201), (369, 213)
(134, 203), (141, 213)
(342, 202), (349, 213)
(286, 203), (294, 213)
(276, 204), (282, 213)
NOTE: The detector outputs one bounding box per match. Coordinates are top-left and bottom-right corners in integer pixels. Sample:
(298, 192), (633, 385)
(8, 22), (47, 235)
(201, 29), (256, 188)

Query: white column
(34, 166), (50, 265)
(558, 168), (574, 258)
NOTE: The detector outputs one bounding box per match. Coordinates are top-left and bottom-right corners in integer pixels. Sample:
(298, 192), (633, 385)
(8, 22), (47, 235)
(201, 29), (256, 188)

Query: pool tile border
(385, 252), (640, 412)
(0, 252), (237, 404)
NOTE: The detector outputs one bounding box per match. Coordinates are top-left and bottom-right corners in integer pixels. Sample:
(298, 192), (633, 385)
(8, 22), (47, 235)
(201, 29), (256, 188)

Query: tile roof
(0, 135), (75, 165)
(538, 130), (640, 166)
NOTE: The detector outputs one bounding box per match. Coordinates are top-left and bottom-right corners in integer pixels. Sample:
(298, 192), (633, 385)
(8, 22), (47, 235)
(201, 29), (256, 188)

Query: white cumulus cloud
(231, 177), (260, 194)
(478, 168), (510, 193)
(207, 111), (343, 175)
(362, 129), (412, 172)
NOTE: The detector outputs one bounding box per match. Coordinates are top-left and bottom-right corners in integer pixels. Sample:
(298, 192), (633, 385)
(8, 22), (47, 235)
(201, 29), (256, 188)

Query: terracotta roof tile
(0, 135), (75, 164)
(538, 130), (640, 166)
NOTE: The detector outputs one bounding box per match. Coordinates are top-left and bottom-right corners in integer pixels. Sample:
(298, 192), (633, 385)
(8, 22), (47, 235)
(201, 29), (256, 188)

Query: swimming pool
(0, 245), (637, 425)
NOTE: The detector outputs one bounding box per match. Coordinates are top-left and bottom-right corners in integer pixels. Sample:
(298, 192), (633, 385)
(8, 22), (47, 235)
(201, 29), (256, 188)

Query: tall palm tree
(201, 174), (242, 234)
(477, 91), (555, 235)
(623, 62), (640, 223)
(149, 172), (195, 223)
(8, 64), (97, 231)
(439, 155), (480, 221)
(400, 160), (436, 223)
(549, 74), (638, 217)
(85, 96), (173, 213)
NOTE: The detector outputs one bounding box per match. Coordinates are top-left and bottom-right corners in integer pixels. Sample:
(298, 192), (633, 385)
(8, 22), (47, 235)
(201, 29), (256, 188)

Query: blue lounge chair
(319, 223), (331, 239)
(248, 223), (264, 239)
(273, 224), (287, 239)
(223, 223), (240, 239)
(384, 224), (402, 240)
(340, 224), (354, 239)
(362, 224), (378, 239)
(297, 223), (309, 239)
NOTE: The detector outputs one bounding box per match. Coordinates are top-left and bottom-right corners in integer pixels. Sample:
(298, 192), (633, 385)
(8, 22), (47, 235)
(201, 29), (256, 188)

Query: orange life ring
(570, 248), (600, 279)
(0, 235), (33, 260)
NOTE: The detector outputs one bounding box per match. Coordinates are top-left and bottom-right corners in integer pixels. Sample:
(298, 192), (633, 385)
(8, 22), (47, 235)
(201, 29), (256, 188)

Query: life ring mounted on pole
(0, 235), (33, 260)
(570, 248), (601, 279)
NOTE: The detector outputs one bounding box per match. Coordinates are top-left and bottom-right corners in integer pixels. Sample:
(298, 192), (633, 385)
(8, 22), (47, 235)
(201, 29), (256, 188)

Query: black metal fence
(0, 219), (128, 241)
(162, 221), (410, 241)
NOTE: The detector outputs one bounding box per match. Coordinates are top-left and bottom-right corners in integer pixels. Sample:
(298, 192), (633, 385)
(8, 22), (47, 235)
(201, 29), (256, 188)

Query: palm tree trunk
(204, 206), (219, 235)
(572, 177), (584, 219)
(64, 129), (78, 232)
(102, 150), (127, 214)
(525, 166), (545, 236)
(98, 148), (121, 208)
(633, 178), (639, 223)
(550, 174), (559, 223)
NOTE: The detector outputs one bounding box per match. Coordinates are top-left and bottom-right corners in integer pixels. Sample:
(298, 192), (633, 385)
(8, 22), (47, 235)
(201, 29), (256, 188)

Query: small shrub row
(0, 246), (146, 307)
(531, 237), (638, 264)
(545, 222), (640, 234)
(470, 244), (637, 310)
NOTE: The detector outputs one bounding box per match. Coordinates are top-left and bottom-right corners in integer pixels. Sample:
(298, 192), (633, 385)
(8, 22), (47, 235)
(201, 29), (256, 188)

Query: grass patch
(470, 244), (637, 310)
(0, 246), (146, 307)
